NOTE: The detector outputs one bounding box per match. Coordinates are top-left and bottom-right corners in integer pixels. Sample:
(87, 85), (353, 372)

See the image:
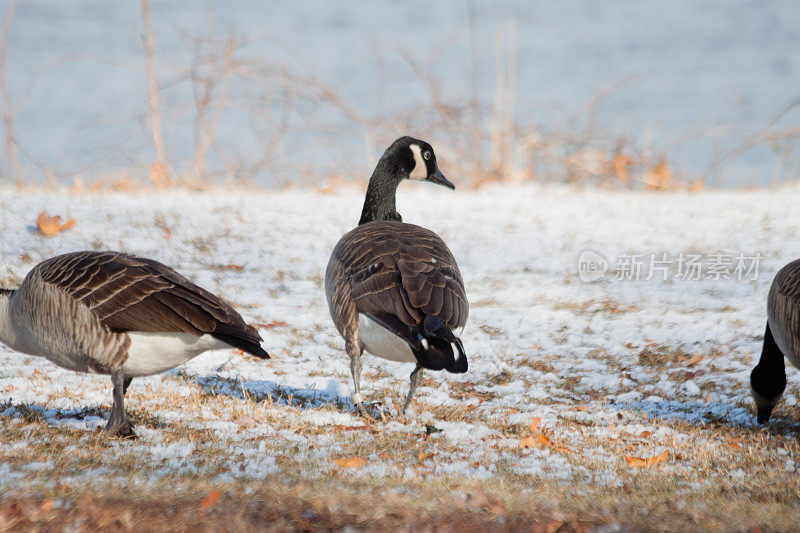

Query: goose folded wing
(37, 252), (261, 343)
(347, 243), (468, 336)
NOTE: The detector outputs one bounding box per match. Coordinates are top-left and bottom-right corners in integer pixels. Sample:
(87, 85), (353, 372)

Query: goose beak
(428, 169), (455, 190)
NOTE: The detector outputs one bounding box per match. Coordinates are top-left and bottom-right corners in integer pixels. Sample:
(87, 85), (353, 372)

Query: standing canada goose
(0, 251), (269, 437)
(325, 136), (468, 417)
(751, 259), (800, 423)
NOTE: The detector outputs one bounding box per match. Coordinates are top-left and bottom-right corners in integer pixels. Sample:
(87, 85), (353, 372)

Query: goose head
(359, 137), (454, 225)
(385, 136), (454, 189)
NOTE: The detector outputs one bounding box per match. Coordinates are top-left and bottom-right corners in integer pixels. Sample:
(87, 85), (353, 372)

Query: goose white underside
(122, 332), (228, 377)
(357, 314), (464, 364)
(358, 314), (416, 363)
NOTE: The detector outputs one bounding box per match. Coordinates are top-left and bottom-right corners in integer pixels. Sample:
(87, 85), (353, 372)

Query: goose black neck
(751, 322), (786, 399)
(358, 164), (403, 225)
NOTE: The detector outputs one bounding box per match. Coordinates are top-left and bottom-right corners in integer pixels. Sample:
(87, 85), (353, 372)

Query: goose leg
(105, 370), (136, 439)
(401, 365), (423, 415)
(347, 340), (371, 418)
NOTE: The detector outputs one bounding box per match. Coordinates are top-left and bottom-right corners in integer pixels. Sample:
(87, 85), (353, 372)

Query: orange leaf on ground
(37, 211), (76, 237)
(333, 457), (367, 469)
(519, 433), (553, 449)
(519, 417), (570, 452)
(257, 320), (289, 329)
(200, 490), (222, 512)
(639, 430), (653, 438)
(625, 449), (669, 468)
(684, 354), (704, 367)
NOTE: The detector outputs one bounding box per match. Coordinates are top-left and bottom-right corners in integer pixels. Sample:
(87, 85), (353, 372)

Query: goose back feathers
(765, 259), (800, 368)
(4, 251), (268, 373)
(326, 221), (468, 372)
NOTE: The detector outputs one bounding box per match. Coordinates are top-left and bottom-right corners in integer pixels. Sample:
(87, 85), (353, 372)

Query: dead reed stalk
(0, 2), (22, 186)
(140, 0), (169, 187)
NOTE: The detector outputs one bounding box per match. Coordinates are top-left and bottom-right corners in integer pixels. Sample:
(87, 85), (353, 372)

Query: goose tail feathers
(414, 315), (467, 373)
(211, 332), (270, 359)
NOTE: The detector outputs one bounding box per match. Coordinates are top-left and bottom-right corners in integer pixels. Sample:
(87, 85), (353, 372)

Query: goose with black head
(0, 251), (270, 438)
(751, 258), (800, 423)
(325, 136), (469, 417)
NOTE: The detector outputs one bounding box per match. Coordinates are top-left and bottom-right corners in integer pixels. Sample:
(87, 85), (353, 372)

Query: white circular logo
(577, 250), (608, 282)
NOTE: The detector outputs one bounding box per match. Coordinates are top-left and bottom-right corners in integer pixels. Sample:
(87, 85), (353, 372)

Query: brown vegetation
(0, 5), (795, 191)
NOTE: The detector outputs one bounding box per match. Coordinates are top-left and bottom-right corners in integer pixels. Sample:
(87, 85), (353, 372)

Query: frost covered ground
(1, 183), (800, 530)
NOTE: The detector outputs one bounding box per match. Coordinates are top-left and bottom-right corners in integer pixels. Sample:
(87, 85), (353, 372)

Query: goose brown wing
(330, 222), (468, 333)
(32, 251), (267, 357)
(768, 259), (800, 359)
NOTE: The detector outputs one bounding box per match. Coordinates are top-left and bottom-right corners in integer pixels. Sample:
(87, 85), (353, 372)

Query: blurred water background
(0, 0), (798, 187)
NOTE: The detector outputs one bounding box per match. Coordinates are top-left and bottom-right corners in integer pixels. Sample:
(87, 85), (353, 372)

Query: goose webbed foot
(105, 371), (136, 439)
(354, 401), (374, 419)
(104, 416), (137, 439)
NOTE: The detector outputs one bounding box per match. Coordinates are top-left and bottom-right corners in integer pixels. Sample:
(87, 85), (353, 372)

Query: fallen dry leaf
(639, 430), (653, 438)
(684, 354), (704, 367)
(625, 449), (669, 468)
(538, 519), (566, 533)
(234, 416), (257, 429)
(465, 484), (506, 515)
(200, 490), (222, 512)
(256, 320), (289, 329)
(333, 457), (367, 469)
(37, 211), (76, 237)
(519, 417), (571, 452)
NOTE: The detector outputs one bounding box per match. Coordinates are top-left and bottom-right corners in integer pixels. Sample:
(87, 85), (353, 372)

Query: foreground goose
(751, 259), (800, 423)
(0, 251), (269, 437)
(325, 136), (468, 416)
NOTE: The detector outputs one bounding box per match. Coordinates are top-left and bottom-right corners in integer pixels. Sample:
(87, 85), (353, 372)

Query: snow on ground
(0, 182), (799, 490)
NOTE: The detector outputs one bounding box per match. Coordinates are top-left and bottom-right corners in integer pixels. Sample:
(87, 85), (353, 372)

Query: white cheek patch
(409, 144), (428, 180)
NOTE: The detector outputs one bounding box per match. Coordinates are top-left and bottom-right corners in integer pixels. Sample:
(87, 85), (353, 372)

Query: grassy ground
(2, 185), (800, 531)
(1, 377), (799, 532)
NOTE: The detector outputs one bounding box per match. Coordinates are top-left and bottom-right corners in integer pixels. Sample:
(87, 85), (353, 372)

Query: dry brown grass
(2, 371), (800, 532)
(1, 438), (799, 532)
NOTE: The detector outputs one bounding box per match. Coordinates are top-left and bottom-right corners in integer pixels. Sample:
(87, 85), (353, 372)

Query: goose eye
(423, 151), (431, 161)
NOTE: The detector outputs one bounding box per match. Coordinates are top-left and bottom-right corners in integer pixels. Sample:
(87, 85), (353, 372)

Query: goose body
(751, 259), (800, 423)
(0, 251), (269, 436)
(324, 137), (469, 416)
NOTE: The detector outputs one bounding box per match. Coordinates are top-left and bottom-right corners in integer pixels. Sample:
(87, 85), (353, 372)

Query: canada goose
(325, 136), (468, 416)
(751, 259), (800, 423)
(0, 251), (269, 437)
